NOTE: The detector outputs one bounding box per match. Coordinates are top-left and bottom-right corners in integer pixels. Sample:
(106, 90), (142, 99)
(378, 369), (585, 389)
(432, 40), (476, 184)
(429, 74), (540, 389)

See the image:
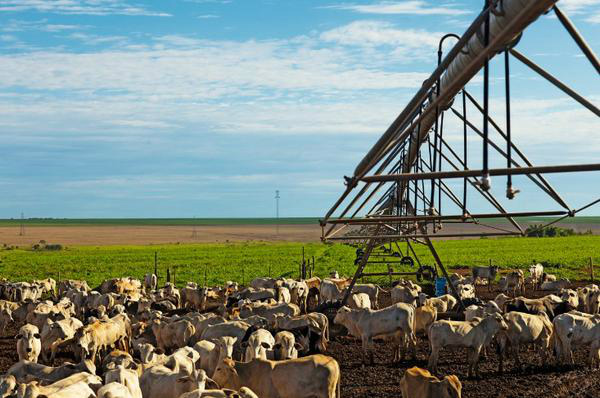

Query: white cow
(334, 303), (415, 363)
(17, 324), (42, 363)
(244, 329), (275, 362)
(273, 331), (299, 360)
(553, 312), (600, 367)
(428, 314), (508, 378)
(497, 311), (553, 372)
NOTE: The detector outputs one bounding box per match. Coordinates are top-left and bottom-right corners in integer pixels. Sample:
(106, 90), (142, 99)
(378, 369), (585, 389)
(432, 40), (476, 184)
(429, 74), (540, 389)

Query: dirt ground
(0, 224), (323, 246)
(324, 283), (600, 398)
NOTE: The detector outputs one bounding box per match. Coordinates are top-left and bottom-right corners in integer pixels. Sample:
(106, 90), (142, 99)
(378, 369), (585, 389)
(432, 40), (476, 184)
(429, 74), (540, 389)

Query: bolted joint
(506, 186), (520, 200)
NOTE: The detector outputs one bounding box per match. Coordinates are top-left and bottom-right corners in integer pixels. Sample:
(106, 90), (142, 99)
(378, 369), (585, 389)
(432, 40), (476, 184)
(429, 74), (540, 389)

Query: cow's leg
(513, 342), (522, 371)
(428, 346), (439, 375)
(472, 346), (483, 379)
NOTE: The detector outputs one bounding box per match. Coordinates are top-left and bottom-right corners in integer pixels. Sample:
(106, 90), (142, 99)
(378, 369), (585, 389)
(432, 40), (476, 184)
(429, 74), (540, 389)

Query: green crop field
(0, 236), (598, 288)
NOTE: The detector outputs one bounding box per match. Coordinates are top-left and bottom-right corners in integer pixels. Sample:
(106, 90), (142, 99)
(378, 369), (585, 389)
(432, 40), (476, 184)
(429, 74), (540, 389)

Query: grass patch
(0, 236), (598, 288)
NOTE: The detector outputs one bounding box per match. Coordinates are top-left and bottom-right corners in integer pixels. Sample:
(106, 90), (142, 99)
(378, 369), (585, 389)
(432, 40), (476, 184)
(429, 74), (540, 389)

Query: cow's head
(333, 306), (352, 326)
(213, 359), (241, 391)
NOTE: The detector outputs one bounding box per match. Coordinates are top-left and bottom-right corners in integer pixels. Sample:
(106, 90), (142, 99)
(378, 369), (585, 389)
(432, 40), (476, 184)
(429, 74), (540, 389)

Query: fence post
(166, 268), (171, 283)
(154, 252), (158, 276)
(590, 257), (594, 283)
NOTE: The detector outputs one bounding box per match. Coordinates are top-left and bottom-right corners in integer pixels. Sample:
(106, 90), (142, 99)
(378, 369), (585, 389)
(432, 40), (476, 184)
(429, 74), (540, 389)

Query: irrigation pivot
(320, 0), (600, 307)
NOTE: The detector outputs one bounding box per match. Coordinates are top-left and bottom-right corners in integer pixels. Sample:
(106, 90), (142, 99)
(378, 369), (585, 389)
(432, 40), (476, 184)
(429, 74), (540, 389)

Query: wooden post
(166, 268), (171, 283)
(388, 264), (393, 286)
(590, 257), (594, 283)
(154, 252), (158, 277)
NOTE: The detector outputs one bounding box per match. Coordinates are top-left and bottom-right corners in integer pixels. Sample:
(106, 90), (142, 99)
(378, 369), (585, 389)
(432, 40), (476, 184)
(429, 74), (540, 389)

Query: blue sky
(0, 0), (598, 218)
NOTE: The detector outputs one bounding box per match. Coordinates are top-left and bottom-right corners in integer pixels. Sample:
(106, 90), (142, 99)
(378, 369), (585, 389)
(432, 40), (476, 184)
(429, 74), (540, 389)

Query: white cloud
(324, 1), (469, 16)
(0, 0), (171, 16)
(320, 20), (442, 49)
(198, 14), (219, 19)
(556, 0), (600, 23)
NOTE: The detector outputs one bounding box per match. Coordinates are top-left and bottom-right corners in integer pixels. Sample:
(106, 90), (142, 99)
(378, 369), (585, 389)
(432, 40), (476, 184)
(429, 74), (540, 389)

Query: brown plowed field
(0, 224), (322, 246)
(1, 220), (597, 246)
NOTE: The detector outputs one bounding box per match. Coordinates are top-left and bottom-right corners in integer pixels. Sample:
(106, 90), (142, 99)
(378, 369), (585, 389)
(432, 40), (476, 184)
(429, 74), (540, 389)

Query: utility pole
(19, 212), (25, 236)
(191, 216), (198, 239)
(275, 190), (280, 235)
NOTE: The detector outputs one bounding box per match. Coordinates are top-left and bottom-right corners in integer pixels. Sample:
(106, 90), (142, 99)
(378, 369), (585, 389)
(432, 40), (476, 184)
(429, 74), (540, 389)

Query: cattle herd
(0, 263), (597, 398)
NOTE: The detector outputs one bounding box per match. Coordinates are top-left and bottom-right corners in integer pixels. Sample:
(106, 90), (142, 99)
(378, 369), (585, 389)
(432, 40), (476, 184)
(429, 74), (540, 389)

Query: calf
(471, 266), (499, 290)
(529, 264), (544, 290)
(144, 274), (158, 292)
(497, 311), (553, 372)
(400, 367), (462, 398)
(391, 285), (418, 306)
(273, 331), (299, 360)
(15, 372), (100, 398)
(350, 284), (383, 309)
(502, 271), (524, 297)
(40, 317), (83, 363)
(213, 355), (340, 398)
(334, 303), (415, 364)
(348, 293), (371, 310)
(98, 382), (134, 398)
(105, 365), (143, 398)
(75, 314), (131, 363)
(17, 324), (42, 363)
(428, 313), (508, 378)
(420, 294), (457, 313)
(553, 312), (600, 367)
(140, 367), (208, 398)
(560, 289), (579, 309)
(243, 329), (275, 362)
(540, 278), (570, 291)
(194, 336), (237, 378)
(152, 318), (195, 352)
(7, 359), (96, 384)
(414, 305), (437, 336)
(319, 280), (342, 304)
